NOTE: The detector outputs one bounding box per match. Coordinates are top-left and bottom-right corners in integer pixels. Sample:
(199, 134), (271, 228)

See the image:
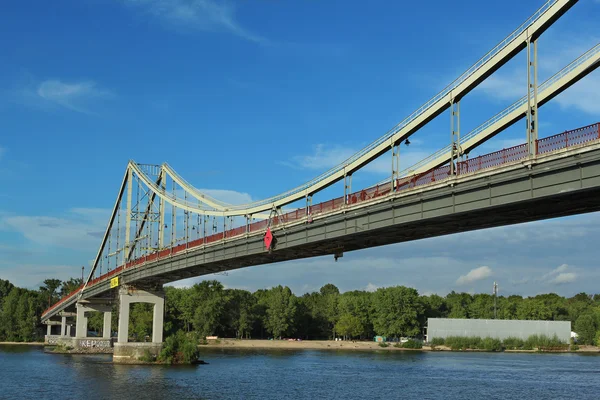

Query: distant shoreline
(200, 339), (600, 353)
(0, 342), (45, 346)
(2, 340), (598, 354)
(202, 339), (420, 352)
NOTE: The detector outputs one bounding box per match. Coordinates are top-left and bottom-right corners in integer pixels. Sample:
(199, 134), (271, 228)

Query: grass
(429, 334), (568, 352)
(401, 339), (423, 349)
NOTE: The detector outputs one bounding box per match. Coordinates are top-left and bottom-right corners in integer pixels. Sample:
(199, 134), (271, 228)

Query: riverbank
(0, 342), (44, 346)
(201, 339), (600, 353)
(204, 339), (410, 351)
(203, 339), (447, 352)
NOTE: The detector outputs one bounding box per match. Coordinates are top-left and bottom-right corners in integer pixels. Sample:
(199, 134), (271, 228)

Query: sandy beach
(203, 338), (430, 351)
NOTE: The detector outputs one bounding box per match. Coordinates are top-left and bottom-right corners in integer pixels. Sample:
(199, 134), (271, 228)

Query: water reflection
(1, 345), (599, 400)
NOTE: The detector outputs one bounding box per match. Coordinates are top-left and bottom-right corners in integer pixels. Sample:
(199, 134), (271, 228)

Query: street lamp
(81, 266), (84, 282)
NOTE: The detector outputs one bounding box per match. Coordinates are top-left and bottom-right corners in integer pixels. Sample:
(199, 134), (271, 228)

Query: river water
(1, 345), (599, 399)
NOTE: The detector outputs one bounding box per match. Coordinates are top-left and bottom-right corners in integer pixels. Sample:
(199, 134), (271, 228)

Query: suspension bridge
(39, 0), (600, 362)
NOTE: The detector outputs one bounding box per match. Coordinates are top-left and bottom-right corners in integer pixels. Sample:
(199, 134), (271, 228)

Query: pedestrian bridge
(38, 0), (600, 362)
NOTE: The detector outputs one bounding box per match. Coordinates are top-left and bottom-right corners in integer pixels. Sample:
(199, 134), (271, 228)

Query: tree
(40, 279), (62, 308)
(574, 313), (597, 345)
(446, 292), (471, 319)
(225, 289), (256, 339)
(60, 278), (83, 297)
(192, 280), (230, 338)
(320, 284), (340, 339)
(129, 303), (153, 341)
(0, 279), (14, 302)
(335, 314), (363, 339)
(372, 286), (423, 338)
(264, 285), (296, 339)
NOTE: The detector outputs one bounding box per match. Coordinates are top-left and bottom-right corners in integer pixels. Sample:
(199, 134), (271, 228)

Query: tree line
(2, 278), (600, 345)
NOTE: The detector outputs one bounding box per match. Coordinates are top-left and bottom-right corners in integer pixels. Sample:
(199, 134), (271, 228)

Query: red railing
(42, 122), (600, 318)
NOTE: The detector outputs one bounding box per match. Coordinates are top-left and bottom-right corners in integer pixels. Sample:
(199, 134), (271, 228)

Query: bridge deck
(41, 123), (600, 321)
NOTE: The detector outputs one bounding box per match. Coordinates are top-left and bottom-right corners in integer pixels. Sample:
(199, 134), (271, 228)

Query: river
(0, 345), (599, 399)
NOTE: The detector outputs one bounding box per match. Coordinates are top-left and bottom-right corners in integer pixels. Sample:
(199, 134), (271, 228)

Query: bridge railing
(42, 122), (600, 319)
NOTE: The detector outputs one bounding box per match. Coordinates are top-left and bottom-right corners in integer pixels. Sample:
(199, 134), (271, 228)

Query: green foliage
(60, 278), (83, 297)
(263, 285), (296, 339)
(158, 331), (200, 364)
(570, 344), (580, 351)
(40, 279), (62, 309)
(502, 337), (525, 350)
(574, 313), (598, 345)
(481, 337), (503, 351)
(3, 276), (600, 350)
(378, 342), (389, 348)
(525, 334), (568, 350)
(445, 336), (482, 350)
(401, 339), (423, 349)
(372, 286), (423, 338)
(430, 337), (445, 346)
(0, 286), (43, 342)
(335, 314), (363, 339)
(138, 349), (155, 363)
(192, 280), (230, 339)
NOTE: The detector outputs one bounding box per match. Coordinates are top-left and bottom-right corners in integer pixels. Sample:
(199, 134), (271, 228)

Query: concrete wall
(427, 318), (571, 343)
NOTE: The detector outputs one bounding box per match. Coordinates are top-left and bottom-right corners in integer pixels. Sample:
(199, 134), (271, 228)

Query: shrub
(138, 349), (155, 363)
(159, 331), (201, 364)
(445, 336), (482, 350)
(481, 337), (502, 352)
(502, 337), (525, 350)
(570, 344), (580, 351)
(430, 338), (445, 346)
(402, 339), (423, 349)
(378, 342), (389, 348)
(525, 334), (568, 351)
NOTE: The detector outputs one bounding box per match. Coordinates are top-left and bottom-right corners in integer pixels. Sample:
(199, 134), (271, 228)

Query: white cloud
(122, 0), (266, 43)
(365, 283), (379, 292)
(37, 79), (113, 114)
(475, 36), (600, 115)
(554, 75), (600, 114)
(281, 143), (434, 175)
(456, 266), (492, 285)
(0, 208), (110, 251)
(550, 272), (577, 284)
(478, 70), (525, 101)
(198, 188), (253, 205)
(540, 263), (578, 285)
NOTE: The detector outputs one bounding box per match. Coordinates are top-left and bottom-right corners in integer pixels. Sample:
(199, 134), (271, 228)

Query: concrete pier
(112, 285), (164, 363)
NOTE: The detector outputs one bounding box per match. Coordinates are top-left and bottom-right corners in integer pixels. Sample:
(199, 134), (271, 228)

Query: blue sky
(1, 0), (599, 297)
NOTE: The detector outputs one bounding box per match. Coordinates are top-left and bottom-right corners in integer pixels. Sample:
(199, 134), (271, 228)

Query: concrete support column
(47, 324), (52, 336)
(76, 304), (88, 338)
(66, 324), (72, 337)
(103, 312), (112, 339)
(61, 316), (66, 337)
(152, 301), (164, 343)
(117, 285), (165, 344)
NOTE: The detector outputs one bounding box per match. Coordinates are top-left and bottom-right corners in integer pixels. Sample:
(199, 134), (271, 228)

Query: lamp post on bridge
(81, 266), (84, 282)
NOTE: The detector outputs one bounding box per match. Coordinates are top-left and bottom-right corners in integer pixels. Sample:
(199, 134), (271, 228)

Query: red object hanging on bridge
(264, 228), (273, 250)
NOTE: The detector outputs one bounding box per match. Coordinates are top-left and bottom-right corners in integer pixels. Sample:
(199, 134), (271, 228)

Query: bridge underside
(48, 143), (599, 313)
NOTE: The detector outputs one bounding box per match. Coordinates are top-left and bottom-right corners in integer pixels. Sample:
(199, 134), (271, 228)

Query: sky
(1, 0), (599, 297)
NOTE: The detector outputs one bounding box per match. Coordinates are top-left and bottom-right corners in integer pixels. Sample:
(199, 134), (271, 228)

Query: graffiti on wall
(77, 339), (113, 348)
